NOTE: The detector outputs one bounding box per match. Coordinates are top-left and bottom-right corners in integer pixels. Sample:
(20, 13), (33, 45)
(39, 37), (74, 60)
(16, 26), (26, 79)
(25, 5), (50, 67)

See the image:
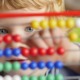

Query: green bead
(55, 74), (64, 80)
(21, 76), (29, 80)
(47, 74), (55, 80)
(0, 63), (3, 72)
(29, 76), (37, 80)
(38, 75), (46, 80)
(12, 62), (20, 71)
(4, 62), (12, 72)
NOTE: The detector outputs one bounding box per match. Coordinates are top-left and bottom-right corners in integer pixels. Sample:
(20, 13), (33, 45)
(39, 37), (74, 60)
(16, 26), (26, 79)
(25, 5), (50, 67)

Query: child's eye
(25, 26), (34, 32)
(0, 29), (8, 34)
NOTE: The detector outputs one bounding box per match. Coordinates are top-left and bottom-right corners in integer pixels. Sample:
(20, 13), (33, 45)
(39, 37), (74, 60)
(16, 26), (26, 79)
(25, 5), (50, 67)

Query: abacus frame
(0, 11), (80, 80)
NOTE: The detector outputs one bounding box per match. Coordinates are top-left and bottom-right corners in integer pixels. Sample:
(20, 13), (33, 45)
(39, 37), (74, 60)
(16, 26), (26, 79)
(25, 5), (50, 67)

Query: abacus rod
(64, 76), (80, 80)
(26, 36), (80, 39)
(0, 11), (80, 18)
(64, 64), (80, 66)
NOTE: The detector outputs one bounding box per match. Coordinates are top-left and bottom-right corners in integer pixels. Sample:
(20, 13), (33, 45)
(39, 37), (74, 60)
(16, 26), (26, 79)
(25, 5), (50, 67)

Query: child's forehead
(0, 17), (45, 26)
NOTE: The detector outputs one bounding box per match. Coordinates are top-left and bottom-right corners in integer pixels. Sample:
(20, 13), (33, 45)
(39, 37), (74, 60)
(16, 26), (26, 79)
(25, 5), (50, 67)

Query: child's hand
(27, 28), (80, 65)
(27, 27), (80, 74)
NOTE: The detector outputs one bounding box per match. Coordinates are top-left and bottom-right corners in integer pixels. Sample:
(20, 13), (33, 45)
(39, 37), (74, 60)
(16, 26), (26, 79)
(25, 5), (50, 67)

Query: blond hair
(0, 0), (65, 12)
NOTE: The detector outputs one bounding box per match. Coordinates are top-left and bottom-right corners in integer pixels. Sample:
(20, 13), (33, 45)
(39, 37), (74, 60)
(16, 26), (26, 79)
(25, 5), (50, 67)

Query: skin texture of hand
(27, 28), (80, 73)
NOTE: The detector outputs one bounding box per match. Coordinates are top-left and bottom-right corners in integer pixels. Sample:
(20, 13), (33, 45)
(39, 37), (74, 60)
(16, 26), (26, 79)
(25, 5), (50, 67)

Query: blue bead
(0, 49), (3, 57)
(4, 48), (12, 57)
(37, 61), (45, 69)
(29, 61), (37, 69)
(55, 61), (63, 69)
(21, 62), (28, 70)
(46, 61), (54, 69)
(12, 48), (21, 56)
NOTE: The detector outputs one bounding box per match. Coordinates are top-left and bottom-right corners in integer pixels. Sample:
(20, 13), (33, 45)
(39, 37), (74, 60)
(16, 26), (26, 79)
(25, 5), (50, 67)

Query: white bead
(4, 75), (12, 80)
(76, 18), (80, 27)
(13, 75), (21, 80)
(0, 76), (3, 80)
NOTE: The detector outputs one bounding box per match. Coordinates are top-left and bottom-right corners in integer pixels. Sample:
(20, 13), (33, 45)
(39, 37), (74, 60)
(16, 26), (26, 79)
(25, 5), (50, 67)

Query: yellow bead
(57, 19), (66, 28)
(49, 19), (57, 29)
(69, 32), (78, 41)
(31, 20), (39, 29)
(66, 18), (75, 28)
(40, 20), (48, 29)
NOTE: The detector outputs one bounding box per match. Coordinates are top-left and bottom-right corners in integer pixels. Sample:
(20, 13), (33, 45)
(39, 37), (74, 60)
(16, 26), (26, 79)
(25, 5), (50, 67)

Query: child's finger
(30, 33), (48, 48)
(39, 29), (54, 47)
(50, 28), (66, 45)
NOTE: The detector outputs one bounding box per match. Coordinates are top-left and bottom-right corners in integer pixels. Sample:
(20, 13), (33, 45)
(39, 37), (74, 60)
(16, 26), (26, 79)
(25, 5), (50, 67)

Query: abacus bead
(21, 76), (29, 80)
(38, 75), (46, 80)
(21, 62), (28, 70)
(55, 74), (64, 80)
(55, 61), (63, 69)
(4, 48), (12, 57)
(12, 48), (21, 57)
(0, 49), (3, 57)
(49, 19), (57, 29)
(76, 18), (80, 27)
(31, 20), (40, 29)
(29, 76), (37, 80)
(30, 47), (38, 56)
(0, 35), (3, 43)
(69, 33), (78, 41)
(3, 34), (12, 43)
(21, 48), (29, 57)
(4, 62), (12, 72)
(40, 20), (48, 29)
(12, 62), (20, 71)
(0, 63), (3, 72)
(38, 48), (46, 56)
(46, 61), (54, 69)
(57, 47), (65, 55)
(57, 19), (66, 28)
(4, 75), (12, 80)
(13, 75), (21, 80)
(13, 34), (21, 42)
(46, 74), (55, 80)
(29, 61), (37, 69)
(0, 76), (3, 80)
(66, 18), (75, 28)
(47, 47), (55, 55)
(37, 61), (45, 69)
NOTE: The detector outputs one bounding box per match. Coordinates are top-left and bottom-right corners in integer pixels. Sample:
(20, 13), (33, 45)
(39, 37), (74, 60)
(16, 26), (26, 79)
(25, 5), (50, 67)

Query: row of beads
(0, 32), (78, 43)
(0, 47), (65, 58)
(0, 61), (63, 72)
(31, 18), (76, 29)
(0, 34), (21, 44)
(0, 74), (64, 80)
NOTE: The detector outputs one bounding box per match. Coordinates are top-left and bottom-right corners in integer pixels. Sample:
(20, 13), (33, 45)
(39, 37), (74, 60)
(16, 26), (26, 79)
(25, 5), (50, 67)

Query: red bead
(3, 34), (12, 43)
(57, 47), (65, 55)
(13, 34), (21, 42)
(38, 48), (46, 56)
(30, 47), (38, 56)
(47, 47), (55, 55)
(21, 48), (29, 57)
(0, 35), (3, 43)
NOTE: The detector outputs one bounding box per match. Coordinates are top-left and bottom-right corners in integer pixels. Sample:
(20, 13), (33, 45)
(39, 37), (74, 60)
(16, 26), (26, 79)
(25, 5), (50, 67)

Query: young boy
(0, 0), (80, 77)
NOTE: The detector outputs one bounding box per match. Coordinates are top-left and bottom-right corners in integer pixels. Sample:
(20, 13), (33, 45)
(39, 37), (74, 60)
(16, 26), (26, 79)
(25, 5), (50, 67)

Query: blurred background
(65, 0), (80, 10)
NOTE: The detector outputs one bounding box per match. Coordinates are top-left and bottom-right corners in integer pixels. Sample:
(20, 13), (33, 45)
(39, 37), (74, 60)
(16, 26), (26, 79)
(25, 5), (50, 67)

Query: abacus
(0, 11), (80, 80)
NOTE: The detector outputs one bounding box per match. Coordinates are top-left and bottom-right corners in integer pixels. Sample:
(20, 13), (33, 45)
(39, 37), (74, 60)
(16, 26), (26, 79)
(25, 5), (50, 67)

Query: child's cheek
(0, 42), (6, 49)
